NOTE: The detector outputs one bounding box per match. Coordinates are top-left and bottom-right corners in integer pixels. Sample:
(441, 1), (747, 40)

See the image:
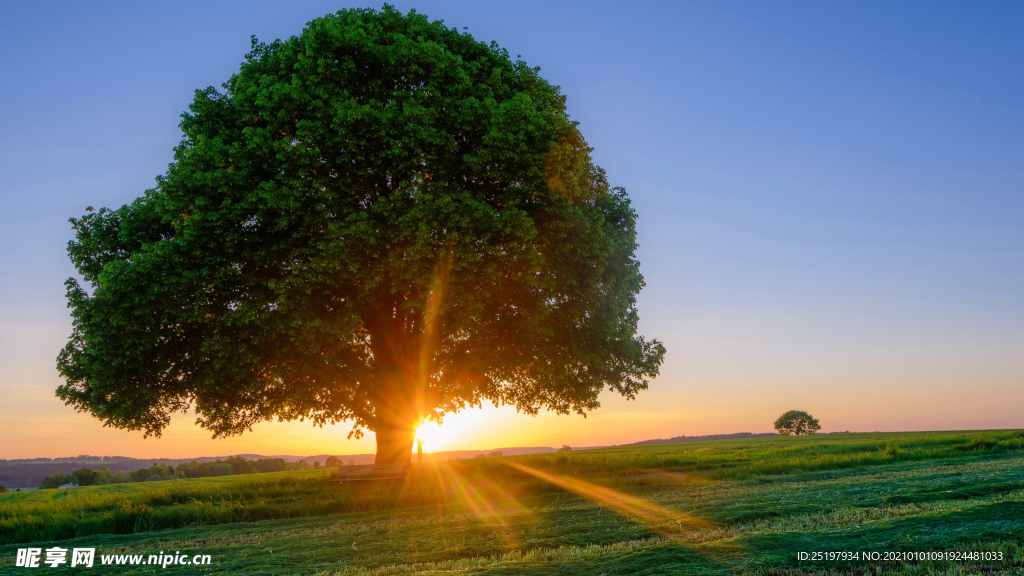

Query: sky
(1, 1), (1022, 460)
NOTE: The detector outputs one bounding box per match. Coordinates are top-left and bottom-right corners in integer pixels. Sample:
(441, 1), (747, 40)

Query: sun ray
(504, 461), (743, 563)
(412, 461), (532, 550)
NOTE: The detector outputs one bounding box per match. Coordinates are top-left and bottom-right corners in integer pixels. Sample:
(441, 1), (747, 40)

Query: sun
(415, 420), (457, 452)
(413, 406), (515, 453)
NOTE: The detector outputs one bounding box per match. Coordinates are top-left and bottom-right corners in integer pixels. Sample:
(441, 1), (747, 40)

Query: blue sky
(2, 1), (1022, 458)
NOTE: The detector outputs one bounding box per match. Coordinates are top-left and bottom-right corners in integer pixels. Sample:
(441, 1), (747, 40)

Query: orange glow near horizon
(6, 354), (1024, 460)
(414, 406), (510, 453)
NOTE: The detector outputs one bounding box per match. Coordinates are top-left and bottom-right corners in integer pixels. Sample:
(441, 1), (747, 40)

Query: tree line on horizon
(35, 455), (348, 489)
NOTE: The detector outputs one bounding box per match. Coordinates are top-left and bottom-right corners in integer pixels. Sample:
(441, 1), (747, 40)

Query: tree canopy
(774, 410), (821, 436)
(56, 6), (665, 463)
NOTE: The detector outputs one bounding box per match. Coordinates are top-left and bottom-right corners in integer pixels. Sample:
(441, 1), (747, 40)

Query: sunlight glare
(415, 420), (455, 452)
(414, 408), (510, 452)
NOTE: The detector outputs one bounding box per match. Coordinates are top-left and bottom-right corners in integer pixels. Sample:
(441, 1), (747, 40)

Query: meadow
(2, 430), (1023, 575)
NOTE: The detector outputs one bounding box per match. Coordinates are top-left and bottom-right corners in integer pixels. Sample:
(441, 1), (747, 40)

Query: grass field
(2, 430), (1023, 575)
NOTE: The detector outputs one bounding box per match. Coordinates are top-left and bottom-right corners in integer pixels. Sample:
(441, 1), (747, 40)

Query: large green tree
(57, 6), (665, 464)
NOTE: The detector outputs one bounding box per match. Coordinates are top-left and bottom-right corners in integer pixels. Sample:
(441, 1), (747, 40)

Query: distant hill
(0, 447), (568, 489)
(0, 455), (230, 490)
(617, 432), (780, 446)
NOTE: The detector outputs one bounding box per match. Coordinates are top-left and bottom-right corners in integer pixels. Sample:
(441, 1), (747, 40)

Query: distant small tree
(324, 456), (341, 469)
(488, 450), (504, 458)
(226, 456), (256, 475)
(143, 464), (174, 480)
(774, 410), (821, 435)
(210, 463), (234, 476)
(40, 472), (76, 489)
(71, 467), (99, 486)
(175, 461), (199, 478)
(557, 445), (573, 453)
(253, 458), (288, 473)
(0, 485), (8, 493)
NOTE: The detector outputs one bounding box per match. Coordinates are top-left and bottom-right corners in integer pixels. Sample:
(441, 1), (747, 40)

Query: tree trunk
(374, 421), (416, 465)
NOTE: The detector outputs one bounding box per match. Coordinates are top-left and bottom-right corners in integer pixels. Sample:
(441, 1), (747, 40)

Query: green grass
(2, 430), (1023, 575)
